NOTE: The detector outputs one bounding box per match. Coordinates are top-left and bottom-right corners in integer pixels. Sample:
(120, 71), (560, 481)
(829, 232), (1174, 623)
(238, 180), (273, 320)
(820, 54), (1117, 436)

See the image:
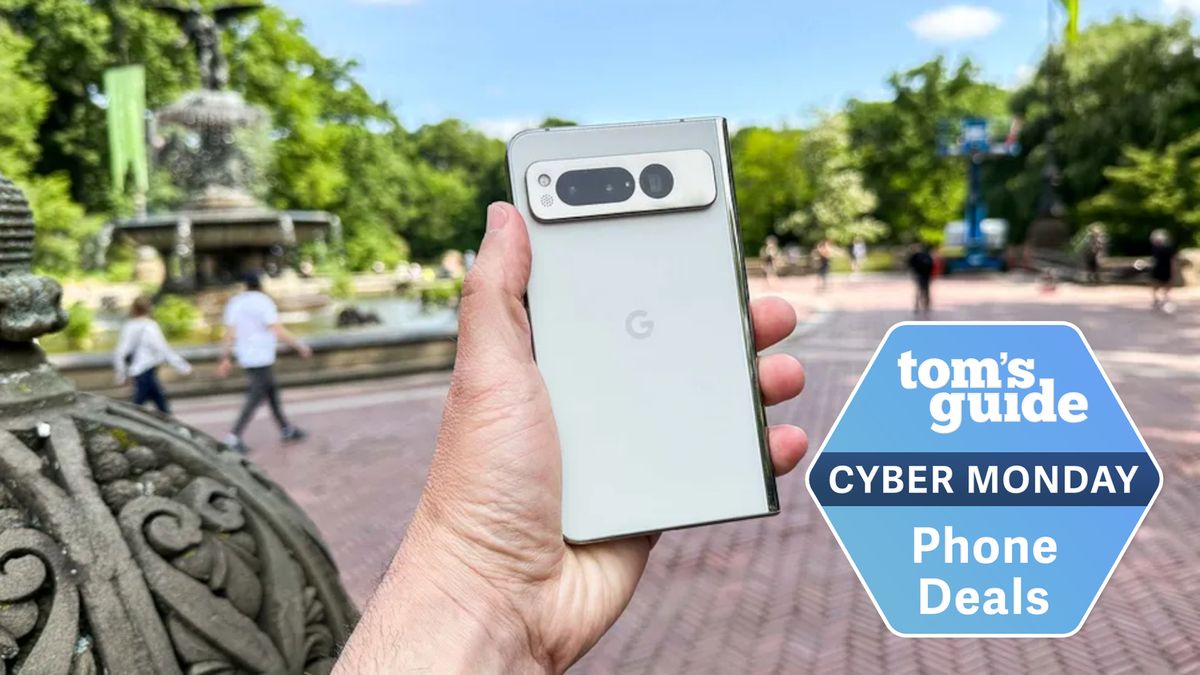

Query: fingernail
(486, 203), (508, 231)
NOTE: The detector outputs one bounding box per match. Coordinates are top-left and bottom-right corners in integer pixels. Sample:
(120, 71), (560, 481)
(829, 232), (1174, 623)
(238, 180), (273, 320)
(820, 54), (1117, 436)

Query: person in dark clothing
(814, 238), (833, 291)
(1149, 229), (1178, 312)
(232, 366), (291, 441)
(1082, 223), (1105, 284)
(908, 244), (935, 317)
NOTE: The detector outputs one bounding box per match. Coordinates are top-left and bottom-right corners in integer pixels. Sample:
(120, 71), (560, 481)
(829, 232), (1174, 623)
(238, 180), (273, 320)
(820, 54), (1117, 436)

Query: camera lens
(639, 164), (674, 199)
(556, 167), (636, 206)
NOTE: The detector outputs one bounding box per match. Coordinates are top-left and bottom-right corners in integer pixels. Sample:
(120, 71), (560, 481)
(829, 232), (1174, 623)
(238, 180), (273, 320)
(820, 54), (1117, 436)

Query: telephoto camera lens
(556, 167), (636, 206)
(639, 164), (674, 199)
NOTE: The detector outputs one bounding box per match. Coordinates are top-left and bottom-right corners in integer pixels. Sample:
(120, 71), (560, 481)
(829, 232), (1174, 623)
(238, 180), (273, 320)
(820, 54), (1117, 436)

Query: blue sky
(272, 0), (1196, 137)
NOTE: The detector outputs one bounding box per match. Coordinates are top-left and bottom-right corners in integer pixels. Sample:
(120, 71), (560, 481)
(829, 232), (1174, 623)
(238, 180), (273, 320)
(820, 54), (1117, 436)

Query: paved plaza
(176, 274), (1200, 674)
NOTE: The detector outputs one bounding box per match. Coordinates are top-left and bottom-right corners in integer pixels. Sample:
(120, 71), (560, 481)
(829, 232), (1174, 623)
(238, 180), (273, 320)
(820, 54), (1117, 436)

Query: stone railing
(51, 326), (457, 398)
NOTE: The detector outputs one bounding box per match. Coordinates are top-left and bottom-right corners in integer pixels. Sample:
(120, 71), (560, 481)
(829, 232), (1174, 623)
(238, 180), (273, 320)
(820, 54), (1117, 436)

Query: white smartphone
(507, 118), (778, 543)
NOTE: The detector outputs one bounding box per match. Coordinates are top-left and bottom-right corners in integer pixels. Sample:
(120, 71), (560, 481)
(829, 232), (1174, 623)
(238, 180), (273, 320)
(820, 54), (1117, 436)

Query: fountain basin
(111, 208), (339, 290)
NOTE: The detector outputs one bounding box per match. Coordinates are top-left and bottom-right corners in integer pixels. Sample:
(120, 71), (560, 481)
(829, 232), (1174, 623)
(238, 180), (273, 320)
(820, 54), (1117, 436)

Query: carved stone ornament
(0, 176), (68, 342)
(0, 172), (356, 673)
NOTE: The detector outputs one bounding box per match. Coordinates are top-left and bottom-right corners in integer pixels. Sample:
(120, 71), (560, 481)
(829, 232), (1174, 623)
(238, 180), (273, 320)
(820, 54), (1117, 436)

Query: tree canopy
(736, 17), (1200, 254)
(0, 4), (1196, 277)
(0, 19), (90, 275)
(998, 17), (1200, 251)
(730, 126), (808, 252)
(847, 57), (1009, 244)
(778, 115), (885, 246)
(0, 0), (511, 272)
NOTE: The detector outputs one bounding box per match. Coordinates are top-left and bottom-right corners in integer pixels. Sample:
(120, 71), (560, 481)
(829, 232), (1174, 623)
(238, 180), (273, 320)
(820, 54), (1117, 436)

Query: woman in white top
(113, 297), (192, 414)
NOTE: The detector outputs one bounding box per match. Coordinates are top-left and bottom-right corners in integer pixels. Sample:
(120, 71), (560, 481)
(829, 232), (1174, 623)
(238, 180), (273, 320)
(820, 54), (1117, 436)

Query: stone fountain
(2, 173), (355, 672)
(105, 1), (340, 291)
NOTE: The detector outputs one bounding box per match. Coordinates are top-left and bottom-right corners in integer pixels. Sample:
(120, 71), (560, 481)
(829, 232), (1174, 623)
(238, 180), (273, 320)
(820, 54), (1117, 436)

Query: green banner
(1059, 0), (1079, 45)
(104, 65), (149, 196)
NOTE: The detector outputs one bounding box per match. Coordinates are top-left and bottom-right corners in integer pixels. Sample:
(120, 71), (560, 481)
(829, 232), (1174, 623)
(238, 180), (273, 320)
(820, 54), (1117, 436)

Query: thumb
(454, 202), (534, 370)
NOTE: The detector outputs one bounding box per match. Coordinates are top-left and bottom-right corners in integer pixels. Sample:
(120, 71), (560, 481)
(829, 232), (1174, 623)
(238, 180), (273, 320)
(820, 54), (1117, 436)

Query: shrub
(330, 270), (356, 300)
(153, 295), (200, 340)
(102, 241), (136, 283)
(344, 227), (410, 272)
(64, 302), (95, 350)
(831, 250), (896, 273)
(420, 278), (463, 306)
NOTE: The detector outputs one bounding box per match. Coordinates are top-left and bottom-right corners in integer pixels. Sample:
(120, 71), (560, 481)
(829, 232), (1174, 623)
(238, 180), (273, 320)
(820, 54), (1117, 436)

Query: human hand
(216, 358), (233, 378)
(296, 342), (313, 359)
(334, 202), (808, 673)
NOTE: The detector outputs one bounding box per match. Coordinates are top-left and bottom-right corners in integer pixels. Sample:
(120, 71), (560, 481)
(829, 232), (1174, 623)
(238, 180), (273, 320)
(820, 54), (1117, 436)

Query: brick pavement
(175, 274), (1200, 674)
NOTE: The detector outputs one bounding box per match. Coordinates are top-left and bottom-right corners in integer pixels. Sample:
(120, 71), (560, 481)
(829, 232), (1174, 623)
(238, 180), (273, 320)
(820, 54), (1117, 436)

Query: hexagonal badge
(806, 322), (1162, 637)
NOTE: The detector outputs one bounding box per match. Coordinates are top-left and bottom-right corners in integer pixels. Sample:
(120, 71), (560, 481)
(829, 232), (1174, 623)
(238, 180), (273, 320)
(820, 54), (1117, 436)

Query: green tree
(779, 115), (885, 245)
(332, 121), (492, 263)
(847, 57), (1009, 243)
(0, 0), (193, 210)
(231, 6), (393, 213)
(0, 2), (554, 274)
(1082, 132), (1200, 251)
(232, 15), (511, 262)
(730, 126), (808, 252)
(409, 119), (507, 253)
(0, 21), (48, 177)
(402, 162), (478, 259)
(0, 21), (93, 276)
(228, 6), (422, 268)
(1002, 17), (1200, 246)
(22, 175), (94, 276)
(334, 127), (416, 270)
(344, 226), (410, 271)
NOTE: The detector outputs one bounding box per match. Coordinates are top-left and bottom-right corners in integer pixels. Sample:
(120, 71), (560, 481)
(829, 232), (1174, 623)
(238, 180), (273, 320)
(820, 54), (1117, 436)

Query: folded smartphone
(508, 118), (778, 543)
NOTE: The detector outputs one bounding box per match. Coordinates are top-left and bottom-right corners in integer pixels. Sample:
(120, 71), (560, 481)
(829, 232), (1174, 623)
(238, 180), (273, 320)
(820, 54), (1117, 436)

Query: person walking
(908, 243), (935, 317)
(1078, 223), (1106, 284)
(1149, 229), (1178, 313)
(760, 235), (782, 288)
(851, 237), (867, 275)
(217, 271), (313, 452)
(814, 238), (833, 291)
(114, 296), (192, 414)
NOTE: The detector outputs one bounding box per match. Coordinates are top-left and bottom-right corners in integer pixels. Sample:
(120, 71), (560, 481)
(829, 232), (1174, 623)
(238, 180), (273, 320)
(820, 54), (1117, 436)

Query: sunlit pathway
(173, 274), (1200, 674)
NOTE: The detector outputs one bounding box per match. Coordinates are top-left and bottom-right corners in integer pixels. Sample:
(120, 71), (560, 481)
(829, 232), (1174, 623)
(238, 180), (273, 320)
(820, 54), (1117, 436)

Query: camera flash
(538, 174), (551, 187)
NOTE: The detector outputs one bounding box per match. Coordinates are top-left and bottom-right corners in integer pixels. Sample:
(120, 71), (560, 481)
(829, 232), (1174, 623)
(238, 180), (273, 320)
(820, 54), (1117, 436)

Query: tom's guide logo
(806, 322), (1161, 637)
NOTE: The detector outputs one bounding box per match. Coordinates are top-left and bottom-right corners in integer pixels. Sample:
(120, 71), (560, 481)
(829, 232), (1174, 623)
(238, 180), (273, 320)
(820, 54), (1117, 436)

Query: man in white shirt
(217, 272), (312, 452)
(114, 296), (192, 413)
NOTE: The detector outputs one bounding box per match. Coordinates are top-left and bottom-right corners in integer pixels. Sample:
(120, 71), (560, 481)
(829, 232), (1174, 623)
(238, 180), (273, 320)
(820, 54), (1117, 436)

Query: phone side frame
(715, 118), (780, 516)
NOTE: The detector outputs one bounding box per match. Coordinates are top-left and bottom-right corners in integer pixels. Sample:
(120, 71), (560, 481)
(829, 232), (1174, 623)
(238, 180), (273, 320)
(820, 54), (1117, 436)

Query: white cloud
(909, 5), (1004, 43)
(474, 117), (542, 140)
(1164, 0), (1200, 13)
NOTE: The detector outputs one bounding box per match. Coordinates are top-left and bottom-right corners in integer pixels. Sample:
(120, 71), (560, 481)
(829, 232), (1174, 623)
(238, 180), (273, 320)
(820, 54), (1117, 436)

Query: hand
(296, 342), (313, 359)
(114, 374), (127, 387)
(335, 203), (809, 674)
(216, 358), (233, 378)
